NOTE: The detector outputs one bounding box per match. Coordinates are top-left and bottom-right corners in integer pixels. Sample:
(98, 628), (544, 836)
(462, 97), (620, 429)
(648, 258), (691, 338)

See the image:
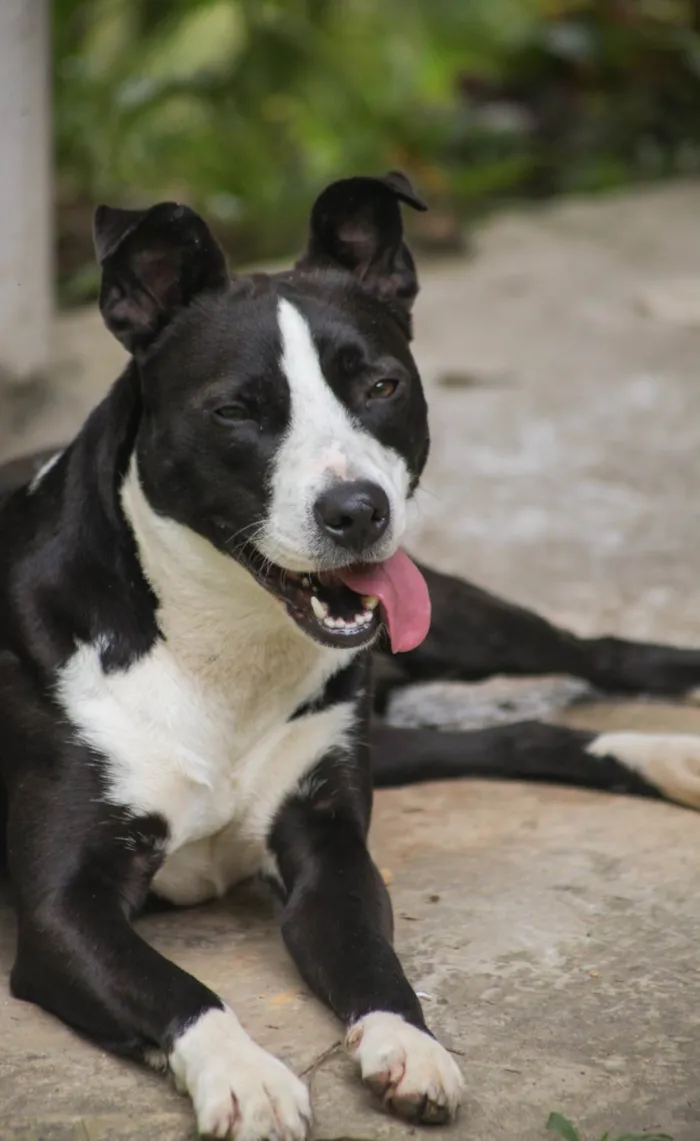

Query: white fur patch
(170, 1006), (311, 1140)
(28, 450), (62, 493)
(257, 298), (410, 571)
(346, 1011), (463, 1124)
(587, 732), (700, 809)
(55, 460), (357, 904)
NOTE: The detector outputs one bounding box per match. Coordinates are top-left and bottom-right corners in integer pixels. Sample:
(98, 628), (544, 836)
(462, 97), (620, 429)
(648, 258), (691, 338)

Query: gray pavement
(2, 183), (700, 1140)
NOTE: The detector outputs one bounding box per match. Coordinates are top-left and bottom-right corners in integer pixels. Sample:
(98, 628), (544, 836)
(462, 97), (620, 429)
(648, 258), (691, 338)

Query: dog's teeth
(354, 614), (365, 626)
(302, 576), (311, 588)
(324, 616), (337, 629)
(361, 610), (373, 624)
(310, 595), (328, 620)
(335, 618), (346, 629)
(362, 595), (379, 610)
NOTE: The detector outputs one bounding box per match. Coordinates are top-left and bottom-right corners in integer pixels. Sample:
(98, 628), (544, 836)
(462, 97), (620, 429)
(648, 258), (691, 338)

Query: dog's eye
(367, 378), (399, 401)
(213, 404), (253, 425)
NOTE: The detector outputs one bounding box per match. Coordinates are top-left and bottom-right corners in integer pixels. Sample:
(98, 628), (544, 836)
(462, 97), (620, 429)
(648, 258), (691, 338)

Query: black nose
(314, 480), (390, 553)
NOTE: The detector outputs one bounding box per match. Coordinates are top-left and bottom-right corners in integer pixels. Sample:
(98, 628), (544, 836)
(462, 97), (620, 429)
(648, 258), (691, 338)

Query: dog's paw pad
(346, 1011), (463, 1125)
(170, 1007), (311, 1140)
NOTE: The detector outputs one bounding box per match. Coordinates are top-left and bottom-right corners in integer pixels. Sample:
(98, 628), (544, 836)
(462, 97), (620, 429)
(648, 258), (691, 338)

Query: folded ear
(93, 202), (228, 353)
(297, 171), (427, 316)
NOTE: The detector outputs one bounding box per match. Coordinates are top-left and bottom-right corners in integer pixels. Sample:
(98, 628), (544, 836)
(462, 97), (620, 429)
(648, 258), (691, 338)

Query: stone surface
(2, 772), (700, 1141)
(3, 183), (700, 1140)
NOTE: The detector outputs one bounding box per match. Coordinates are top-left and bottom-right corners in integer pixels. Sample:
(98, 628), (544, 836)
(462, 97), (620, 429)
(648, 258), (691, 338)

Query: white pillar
(0, 0), (51, 384)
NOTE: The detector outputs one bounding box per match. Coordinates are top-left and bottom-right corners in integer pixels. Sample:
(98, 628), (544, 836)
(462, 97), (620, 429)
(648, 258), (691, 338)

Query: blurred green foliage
(54, 0), (700, 302)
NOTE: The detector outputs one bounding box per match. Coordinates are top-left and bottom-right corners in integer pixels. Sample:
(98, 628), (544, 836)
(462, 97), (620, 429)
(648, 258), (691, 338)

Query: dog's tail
(370, 722), (700, 811)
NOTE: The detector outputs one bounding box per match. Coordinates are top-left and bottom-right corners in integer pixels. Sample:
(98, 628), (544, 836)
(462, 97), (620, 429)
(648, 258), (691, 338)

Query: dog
(2, 172), (700, 1141)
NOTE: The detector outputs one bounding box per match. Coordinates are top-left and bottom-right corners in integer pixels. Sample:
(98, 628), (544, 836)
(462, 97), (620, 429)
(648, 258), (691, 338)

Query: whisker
(415, 482), (448, 506)
(221, 519), (265, 552)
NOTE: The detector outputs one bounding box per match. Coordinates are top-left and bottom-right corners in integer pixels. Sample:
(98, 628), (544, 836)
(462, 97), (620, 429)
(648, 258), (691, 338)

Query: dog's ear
(93, 202), (228, 353)
(297, 171), (427, 315)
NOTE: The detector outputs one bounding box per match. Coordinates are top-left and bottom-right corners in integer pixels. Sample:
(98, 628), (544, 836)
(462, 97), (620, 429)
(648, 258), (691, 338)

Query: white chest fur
(55, 463), (356, 904)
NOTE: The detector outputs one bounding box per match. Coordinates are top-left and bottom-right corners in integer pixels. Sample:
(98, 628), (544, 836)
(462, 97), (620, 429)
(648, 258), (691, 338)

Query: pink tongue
(338, 549), (431, 653)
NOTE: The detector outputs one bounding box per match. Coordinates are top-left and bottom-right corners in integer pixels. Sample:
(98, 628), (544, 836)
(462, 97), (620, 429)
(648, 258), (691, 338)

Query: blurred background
(54, 0), (700, 305)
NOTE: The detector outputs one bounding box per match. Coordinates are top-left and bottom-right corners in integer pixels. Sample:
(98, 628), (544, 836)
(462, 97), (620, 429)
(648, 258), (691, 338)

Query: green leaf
(547, 1113), (582, 1141)
(614, 1134), (674, 1140)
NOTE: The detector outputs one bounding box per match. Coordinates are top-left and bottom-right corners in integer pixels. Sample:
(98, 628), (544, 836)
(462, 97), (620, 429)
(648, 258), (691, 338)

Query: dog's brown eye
(213, 404), (252, 424)
(368, 378), (399, 401)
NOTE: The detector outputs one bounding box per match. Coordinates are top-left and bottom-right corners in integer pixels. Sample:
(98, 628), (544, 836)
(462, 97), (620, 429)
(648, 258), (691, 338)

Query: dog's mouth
(242, 546), (431, 653)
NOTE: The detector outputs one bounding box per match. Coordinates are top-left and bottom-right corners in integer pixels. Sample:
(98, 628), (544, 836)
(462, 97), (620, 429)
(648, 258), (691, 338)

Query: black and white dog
(2, 173), (700, 1141)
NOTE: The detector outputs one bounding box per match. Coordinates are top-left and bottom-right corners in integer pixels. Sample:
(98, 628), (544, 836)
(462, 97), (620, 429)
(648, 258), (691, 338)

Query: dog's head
(94, 173), (431, 652)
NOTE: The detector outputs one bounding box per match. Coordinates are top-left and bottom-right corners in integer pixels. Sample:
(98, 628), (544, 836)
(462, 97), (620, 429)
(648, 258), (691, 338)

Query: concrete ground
(2, 183), (700, 1140)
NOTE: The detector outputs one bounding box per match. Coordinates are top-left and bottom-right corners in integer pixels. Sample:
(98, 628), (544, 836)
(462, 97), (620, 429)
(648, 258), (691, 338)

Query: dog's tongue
(338, 549), (431, 653)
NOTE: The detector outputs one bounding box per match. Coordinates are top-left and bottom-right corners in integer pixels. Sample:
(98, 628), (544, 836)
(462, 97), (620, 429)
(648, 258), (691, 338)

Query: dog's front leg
(269, 785), (464, 1125)
(7, 766), (311, 1140)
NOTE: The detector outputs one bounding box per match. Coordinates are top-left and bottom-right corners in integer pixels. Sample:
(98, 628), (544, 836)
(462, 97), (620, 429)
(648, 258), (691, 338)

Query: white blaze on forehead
(257, 298), (410, 569)
(277, 297), (355, 462)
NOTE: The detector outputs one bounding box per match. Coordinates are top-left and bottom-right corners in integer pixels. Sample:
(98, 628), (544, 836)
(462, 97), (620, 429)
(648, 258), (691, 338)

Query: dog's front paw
(169, 1006), (311, 1140)
(346, 1011), (463, 1125)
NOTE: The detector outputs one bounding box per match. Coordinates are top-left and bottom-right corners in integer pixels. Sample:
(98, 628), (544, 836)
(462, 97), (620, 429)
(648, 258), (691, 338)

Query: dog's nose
(314, 480), (390, 553)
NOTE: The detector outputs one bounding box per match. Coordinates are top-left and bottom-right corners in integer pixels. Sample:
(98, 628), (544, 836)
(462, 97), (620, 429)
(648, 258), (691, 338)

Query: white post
(0, 0), (51, 385)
